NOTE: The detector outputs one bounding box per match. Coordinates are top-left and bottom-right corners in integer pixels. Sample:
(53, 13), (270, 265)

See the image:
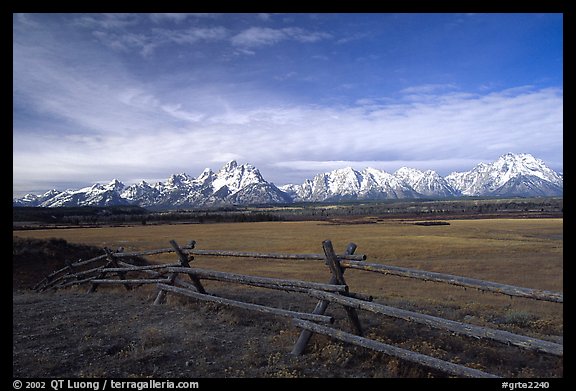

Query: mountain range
(13, 153), (563, 208)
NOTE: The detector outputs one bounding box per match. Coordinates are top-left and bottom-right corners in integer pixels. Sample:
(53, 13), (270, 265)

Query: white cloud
(13, 47), (563, 192)
(149, 13), (219, 23)
(72, 14), (329, 56)
(90, 26), (228, 56)
(231, 27), (286, 47)
(336, 32), (370, 45)
(155, 26), (228, 45)
(231, 26), (331, 48)
(13, 85), (563, 196)
(74, 13), (139, 30)
(14, 13), (40, 27)
(91, 30), (157, 55)
(400, 83), (458, 95)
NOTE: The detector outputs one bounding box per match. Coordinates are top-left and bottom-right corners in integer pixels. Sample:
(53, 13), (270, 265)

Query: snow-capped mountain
(13, 189), (62, 207)
(445, 153), (563, 197)
(15, 161), (291, 208)
(280, 166), (421, 202)
(13, 153), (563, 208)
(394, 167), (460, 197)
(17, 180), (131, 208)
(283, 153), (561, 202)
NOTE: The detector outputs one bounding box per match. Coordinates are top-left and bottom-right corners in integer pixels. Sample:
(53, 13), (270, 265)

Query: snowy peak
(394, 167), (425, 182)
(165, 173), (193, 188)
(446, 153), (562, 196)
(283, 153), (560, 202)
(395, 167), (459, 197)
(195, 168), (214, 184)
(282, 166), (420, 202)
(13, 153), (562, 208)
(491, 153), (561, 184)
(105, 179), (125, 191)
(325, 167), (363, 194)
(14, 161), (288, 208)
(219, 160), (238, 173)
(212, 161), (265, 194)
(13, 189), (62, 207)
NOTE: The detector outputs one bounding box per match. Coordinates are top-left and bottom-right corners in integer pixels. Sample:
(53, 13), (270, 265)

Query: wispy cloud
(400, 83), (458, 95)
(231, 27), (331, 48)
(91, 26), (228, 56)
(73, 14), (332, 57)
(74, 13), (140, 30)
(148, 13), (220, 23)
(335, 31), (371, 44)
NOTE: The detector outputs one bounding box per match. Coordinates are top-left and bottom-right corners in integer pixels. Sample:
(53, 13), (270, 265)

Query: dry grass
(13, 218), (562, 287)
(13, 218), (563, 377)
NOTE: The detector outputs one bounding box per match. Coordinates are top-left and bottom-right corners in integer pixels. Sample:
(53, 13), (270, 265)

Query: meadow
(13, 218), (563, 377)
(13, 218), (563, 287)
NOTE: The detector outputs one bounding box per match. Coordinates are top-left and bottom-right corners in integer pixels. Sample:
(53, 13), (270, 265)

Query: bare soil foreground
(13, 218), (563, 378)
(13, 289), (347, 378)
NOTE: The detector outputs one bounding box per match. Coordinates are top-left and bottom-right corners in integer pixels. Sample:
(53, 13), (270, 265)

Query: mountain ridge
(14, 153), (563, 208)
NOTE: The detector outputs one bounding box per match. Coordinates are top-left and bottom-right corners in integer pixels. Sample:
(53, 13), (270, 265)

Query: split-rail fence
(34, 239), (563, 378)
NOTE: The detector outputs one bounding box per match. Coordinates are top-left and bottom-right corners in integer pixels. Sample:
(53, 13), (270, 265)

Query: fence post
(170, 240), (206, 294)
(107, 247), (132, 291)
(154, 239), (204, 305)
(87, 248), (117, 293)
(291, 241), (359, 355)
(154, 273), (179, 305)
(322, 240), (364, 336)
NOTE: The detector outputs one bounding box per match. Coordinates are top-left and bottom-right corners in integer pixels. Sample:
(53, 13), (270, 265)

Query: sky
(13, 13), (563, 197)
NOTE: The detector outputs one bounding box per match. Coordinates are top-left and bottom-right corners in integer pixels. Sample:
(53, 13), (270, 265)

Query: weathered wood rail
(33, 238), (563, 378)
(293, 319), (500, 378)
(339, 260), (563, 303)
(305, 289), (563, 356)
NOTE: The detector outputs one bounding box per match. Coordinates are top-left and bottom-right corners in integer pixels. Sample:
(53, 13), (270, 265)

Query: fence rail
(340, 260), (563, 303)
(33, 238), (562, 378)
(305, 289), (563, 356)
(293, 318), (500, 378)
(165, 266), (348, 293)
(187, 249), (367, 261)
(157, 283), (334, 324)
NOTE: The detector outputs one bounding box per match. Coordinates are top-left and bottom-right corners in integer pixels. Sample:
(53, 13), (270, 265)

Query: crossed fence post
(291, 240), (363, 355)
(87, 247), (130, 293)
(154, 240), (205, 305)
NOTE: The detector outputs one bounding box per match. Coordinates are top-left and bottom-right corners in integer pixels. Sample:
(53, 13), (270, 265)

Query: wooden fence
(34, 239), (563, 378)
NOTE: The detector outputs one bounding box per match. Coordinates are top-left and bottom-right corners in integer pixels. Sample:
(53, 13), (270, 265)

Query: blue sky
(13, 13), (563, 197)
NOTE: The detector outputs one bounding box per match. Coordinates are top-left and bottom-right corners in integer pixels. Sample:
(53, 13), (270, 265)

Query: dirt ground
(13, 284), (563, 379)
(12, 288), (400, 378)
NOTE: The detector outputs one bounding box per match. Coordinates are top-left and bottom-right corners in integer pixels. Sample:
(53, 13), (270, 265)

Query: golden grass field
(13, 217), (563, 377)
(14, 218), (562, 320)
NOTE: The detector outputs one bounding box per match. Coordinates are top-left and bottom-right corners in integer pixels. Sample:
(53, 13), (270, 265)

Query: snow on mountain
(121, 181), (156, 202)
(13, 153), (563, 208)
(144, 161), (290, 207)
(445, 153), (563, 197)
(394, 167), (460, 197)
(37, 179), (129, 207)
(15, 161), (290, 208)
(360, 167), (420, 199)
(283, 153), (561, 202)
(228, 182), (292, 205)
(13, 189), (62, 207)
(281, 166), (420, 202)
(211, 161), (267, 196)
